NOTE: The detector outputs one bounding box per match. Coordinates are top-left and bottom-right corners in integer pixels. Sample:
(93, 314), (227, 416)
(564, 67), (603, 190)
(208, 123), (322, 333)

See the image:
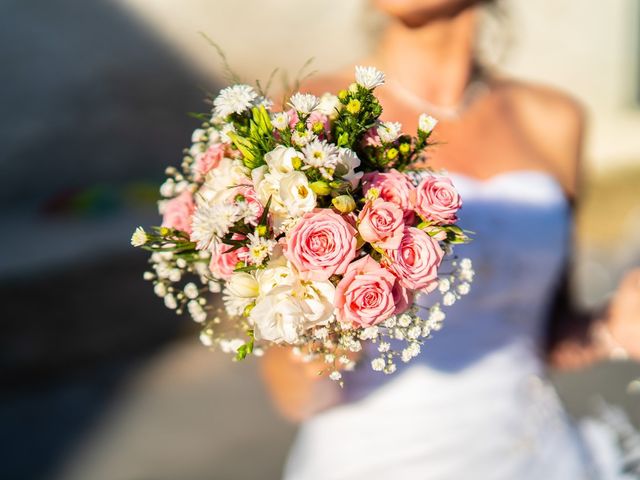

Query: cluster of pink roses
(280, 169), (461, 328)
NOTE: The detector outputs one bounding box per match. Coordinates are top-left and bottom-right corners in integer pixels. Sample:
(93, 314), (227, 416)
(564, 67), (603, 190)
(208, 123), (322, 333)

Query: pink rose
(415, 175), (462, 225)
(386, 227), (444, 292)
(357, 198), (404, 249)
(161, 190), (195, 234)
(209, 242), (248, 280)
(196, 143), (225, 176)
(284, 209), (357, 281)
(335, 255), (409, 327)
(362, 169), (416, 223)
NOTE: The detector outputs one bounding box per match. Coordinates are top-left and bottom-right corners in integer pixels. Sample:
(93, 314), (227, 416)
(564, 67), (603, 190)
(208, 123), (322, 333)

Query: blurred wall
(116, 0), (640, 173)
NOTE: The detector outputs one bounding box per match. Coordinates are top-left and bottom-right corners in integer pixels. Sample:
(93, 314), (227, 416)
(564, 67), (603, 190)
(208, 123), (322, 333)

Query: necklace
(386, 71), (491, 121)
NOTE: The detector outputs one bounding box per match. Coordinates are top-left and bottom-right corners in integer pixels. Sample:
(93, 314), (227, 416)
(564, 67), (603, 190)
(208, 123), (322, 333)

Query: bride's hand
(605, 268), (640, 359)
(259, 346), (361, 422)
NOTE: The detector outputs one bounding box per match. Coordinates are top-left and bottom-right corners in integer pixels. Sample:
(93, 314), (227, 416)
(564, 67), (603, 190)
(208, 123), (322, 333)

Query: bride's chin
(373, 0), (485, 27)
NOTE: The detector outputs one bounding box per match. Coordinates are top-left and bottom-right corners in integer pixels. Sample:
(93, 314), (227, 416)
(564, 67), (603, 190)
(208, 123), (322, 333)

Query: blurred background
(1, 0), (639, 479)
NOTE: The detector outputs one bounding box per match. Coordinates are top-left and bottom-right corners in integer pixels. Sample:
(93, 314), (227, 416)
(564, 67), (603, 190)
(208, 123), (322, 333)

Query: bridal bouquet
(131, 66), (473, 382)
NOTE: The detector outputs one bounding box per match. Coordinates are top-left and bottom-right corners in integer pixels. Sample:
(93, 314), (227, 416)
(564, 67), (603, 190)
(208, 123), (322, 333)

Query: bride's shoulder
(494, 76), (586, 197)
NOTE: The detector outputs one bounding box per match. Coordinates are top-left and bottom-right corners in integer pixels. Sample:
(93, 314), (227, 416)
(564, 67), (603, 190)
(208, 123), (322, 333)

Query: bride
(260, 0), (640, 478)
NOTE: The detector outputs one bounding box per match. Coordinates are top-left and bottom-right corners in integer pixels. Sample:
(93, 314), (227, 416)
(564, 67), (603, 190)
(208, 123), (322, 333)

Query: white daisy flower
(191, 202), (242, 251)
(271, 111), (290, 131)
(287, 92), (320, 115)
(418, 113), (438, 134)
(377, 121), (402, 143)
(355, 65), (386, 89)
(130, 227), (148, 247)
(291, 129), (315, 147)
(245, 232), (276, 265)
(302, 139), (340, 175)
(213, 84), (258, 118)
(317, 93), (341, 118)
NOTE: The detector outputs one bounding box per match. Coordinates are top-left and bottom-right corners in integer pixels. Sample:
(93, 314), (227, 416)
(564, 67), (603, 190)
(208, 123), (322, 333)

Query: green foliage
(234, 330), (255, 361)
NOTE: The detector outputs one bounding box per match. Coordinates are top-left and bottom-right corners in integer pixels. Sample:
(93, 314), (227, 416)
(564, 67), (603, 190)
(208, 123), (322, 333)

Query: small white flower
(418, 113), (438, 134)
(329, 371), (342, 381)
(213, 84), (258, 118)
(314, 327), (329, 340)
(384, 316), (397, 328)
(164, 293), (177, 309)
(199, 329), (214, 347)
(208, 281), (222, 293)
(443, 292), (457, 306)
(324, 353), (335, 363)
(288, 92), (319, 115)
(355, 65), (385, 89)
(191, 128), (207, 143)
(429, 306), (446, 323)
(460, 258), (473, 270)
(438, 278), (451, 293)
(154, 282), (167, 297)
(377, 121), (402, 143)
(291, 129), (315, 147)
(187, 300), (207, 323)
(184, 282), (199, 299)
(271, 111), (290, 131)
(159, 179), (175, 198)
(168, 269), (181, 283)
(407, 326), (422, 340)
(191, 202), (243, 251)
(457, 282), (471, 295)
(371, 358), (385, 371)
(302, 139), (340, 177)
(246, 232), (276, 265)
(130, 227), (148, 247)
(219, 338), (245, 354)
(385, 363), (397, 374)
(398, 313), (412, 327)
(378, 341), (390, 353)
(359, 326), (379, 340)
(143, 271), (155, 281)
(401, 349), (413, 363)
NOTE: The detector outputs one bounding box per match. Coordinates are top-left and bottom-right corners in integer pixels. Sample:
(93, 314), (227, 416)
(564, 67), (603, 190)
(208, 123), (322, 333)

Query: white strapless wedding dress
(284, 171), (636, 480)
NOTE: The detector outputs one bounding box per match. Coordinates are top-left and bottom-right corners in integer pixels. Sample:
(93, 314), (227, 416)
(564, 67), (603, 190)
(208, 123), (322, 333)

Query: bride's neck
(372, 8), (479, 107)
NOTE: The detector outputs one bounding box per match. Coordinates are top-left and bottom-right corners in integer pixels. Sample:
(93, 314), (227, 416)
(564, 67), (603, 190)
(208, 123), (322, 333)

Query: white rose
(299, 280), (336, 324)
(250, 289), (306, 343)
(227, 272), (259, 299)
(256, 257), (296, 296)
(279, 171), (316, 216)
(336, 148), (364, 188)
(264, 146), (301, 177)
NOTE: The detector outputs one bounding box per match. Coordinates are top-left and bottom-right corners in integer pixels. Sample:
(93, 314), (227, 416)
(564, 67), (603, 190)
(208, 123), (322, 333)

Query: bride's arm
(260, 346), (358, 422)
(547, 268), (640, 369)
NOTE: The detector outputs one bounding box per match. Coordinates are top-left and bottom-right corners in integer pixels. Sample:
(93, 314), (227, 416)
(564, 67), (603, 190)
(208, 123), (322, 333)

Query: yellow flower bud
(159, 226), (171, 236)
(332, 195), (356, 213)
(337, 90), (349, 102)
(346, 99), (361, 114)
(386, 147), (399, 160)
(291, 156), (303, 170)
(311, 121), (325, 134)
(310, 181), (331, 196)
(256, 224), (268, 237)
(399, 142), (410, 154)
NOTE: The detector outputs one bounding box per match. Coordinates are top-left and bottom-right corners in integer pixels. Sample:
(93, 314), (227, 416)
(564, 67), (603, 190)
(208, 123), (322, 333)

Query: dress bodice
(283, 171), (600, 480)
